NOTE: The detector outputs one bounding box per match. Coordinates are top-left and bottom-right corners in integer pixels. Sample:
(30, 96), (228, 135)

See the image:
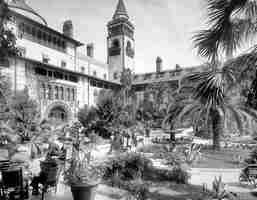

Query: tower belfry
(107, 0), (135, 81)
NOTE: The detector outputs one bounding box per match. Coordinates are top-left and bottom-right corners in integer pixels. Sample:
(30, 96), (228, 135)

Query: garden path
(190, 168), (257, 200)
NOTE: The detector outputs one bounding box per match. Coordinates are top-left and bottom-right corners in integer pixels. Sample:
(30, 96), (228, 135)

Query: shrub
(146, 166), (190, 184)
(124, 180), (149, 200)
(103, 153), (153, 182)
(198, 177), (239, 200)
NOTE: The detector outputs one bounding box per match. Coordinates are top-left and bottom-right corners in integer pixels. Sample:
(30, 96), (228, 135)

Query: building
(1, 0), (203, 124)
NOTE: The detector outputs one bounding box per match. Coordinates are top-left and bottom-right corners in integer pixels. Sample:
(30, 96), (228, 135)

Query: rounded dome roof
(7, 0), (47, 25)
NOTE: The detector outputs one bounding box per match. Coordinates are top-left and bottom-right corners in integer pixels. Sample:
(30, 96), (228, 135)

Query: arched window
(32, 27), (36, 37)
(113, 72), (118, 80)
(60, 87), (64, 100)
(112, 39), (120, 48)
(42, 83), (46, 99)
(48, 85), (52, 100)
(48, 34), (52, 43)
(67, 88), (70, 101)
(72, 88), (75, 101)
(37, 30), (42, 40)
(126, 41), (132, 49)
(55, 86), (59, 99)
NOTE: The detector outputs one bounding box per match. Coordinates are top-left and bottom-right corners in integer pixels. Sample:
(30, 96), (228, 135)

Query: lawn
(194, 148), (250, 169)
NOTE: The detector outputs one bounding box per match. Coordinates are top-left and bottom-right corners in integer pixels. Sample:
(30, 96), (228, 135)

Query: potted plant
(64, 122), (104, 200)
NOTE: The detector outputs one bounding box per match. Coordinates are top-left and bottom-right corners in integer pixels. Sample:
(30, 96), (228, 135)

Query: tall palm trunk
(211, 109), (224, 150)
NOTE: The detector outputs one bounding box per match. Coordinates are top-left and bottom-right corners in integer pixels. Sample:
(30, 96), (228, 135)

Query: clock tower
(107, 0), (135, 81)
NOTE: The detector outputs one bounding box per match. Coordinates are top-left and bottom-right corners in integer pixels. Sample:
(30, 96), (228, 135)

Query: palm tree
(162, 88), (194, 141)
(193, 0), (257, 108)
(176, 67), (257, 150)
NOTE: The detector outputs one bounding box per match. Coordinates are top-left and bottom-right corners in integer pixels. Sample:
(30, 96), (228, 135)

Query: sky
(26, 0), (207, 73)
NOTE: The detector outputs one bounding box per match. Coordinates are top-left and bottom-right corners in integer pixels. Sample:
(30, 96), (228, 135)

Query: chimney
(86, 43), (94, 58)
(63, 20), (73, 38)
(175, 64), (181, 70)
(156, 56), (163, 73)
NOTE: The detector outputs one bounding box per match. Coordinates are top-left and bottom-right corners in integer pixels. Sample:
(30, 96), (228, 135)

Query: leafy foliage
(103, 153), (153, 182)
(64, 122), (104, 185)
(199, 176), (238, 200)
(9, 88), (40, 141)
(0, 0), (19, 59)
(173, 68), (257, 150)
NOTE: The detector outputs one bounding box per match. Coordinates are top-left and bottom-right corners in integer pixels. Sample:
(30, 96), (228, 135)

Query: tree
(0, 0), (19, 60)
(10, 87), (40, 141)
(192, 0), (257, 109)
(162, 89), (193, 141)
(113, 68), (136, 129)
(77, 105), (98, 130)
(176, 68), (257, 150)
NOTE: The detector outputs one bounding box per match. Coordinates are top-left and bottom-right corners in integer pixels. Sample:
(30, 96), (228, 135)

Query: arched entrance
(45, 101), (72, 125)
(48, 106), (68, 123)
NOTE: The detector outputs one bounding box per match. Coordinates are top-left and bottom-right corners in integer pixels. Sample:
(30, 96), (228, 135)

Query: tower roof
(113, 0), (129, 20)
(7, 0), (47, 25)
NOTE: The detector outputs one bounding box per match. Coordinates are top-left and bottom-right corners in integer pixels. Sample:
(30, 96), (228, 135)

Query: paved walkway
(190, 168), (257, 200)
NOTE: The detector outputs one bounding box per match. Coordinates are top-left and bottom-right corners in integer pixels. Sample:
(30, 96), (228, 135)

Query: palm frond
(194, 0), (257, 60)
(238, 105), (257, 122)
(176, 102), (202, 125)
(226, 104), (244, 134)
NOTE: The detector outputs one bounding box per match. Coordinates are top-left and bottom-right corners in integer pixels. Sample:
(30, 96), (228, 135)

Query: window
(55, 86), (59, 99)
(48, 34), (52, 43)
(103, 73), (107, 79)
(42, 54), (50, 63)
(126, 41), (132, 49)
(72, 88), (75, 101)
(48, 85), (52, 100)
(113, 72), (118, 80)
(67, 88), (70, 101)
(60, 87), (64, 100)
(57, 39), (61, 47)
(69, 75), (78, 82)
(93, 89), (98, 97)
(47, 71), (53, 77)
(53, 37), (57, 45)
(25, 25), (31, 34)
(61, 61), (67, 68)
(81, 66), (85, 73)
(112, 39), (120, 48)
(42, 32), (47, 41)
(61, 41), (66, 49)
(32, 27), (36, 37)
(42, 84), (46, 99)
(37, 30), (42, 40)
(93, 71), (97, 77)
(35, 68), (47, 76)
(19, 23), (25, 33)
(54, 71), (63, 79)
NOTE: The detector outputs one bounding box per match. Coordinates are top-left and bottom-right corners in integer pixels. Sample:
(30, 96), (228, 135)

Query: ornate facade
(1, 0), (202, 124)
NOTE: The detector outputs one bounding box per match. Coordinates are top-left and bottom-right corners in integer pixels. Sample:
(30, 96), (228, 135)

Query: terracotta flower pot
(71, 183), (98, 200)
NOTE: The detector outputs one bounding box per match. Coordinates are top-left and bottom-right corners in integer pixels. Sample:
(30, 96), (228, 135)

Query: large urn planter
(71, 183), (98, 200)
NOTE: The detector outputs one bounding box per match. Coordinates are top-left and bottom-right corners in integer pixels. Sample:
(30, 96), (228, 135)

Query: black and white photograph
(1, 0), (257, 199)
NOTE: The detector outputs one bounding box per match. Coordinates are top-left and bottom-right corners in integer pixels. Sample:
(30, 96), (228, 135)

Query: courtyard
(3, 0), (257, 200)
